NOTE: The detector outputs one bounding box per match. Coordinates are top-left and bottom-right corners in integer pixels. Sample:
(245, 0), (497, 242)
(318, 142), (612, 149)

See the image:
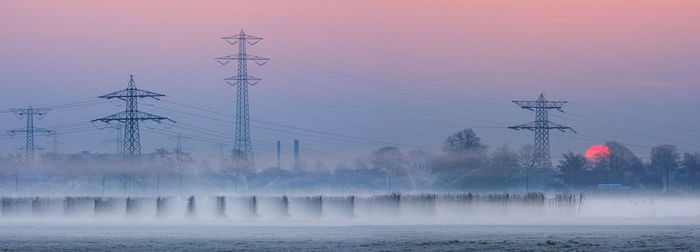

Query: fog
(1, 193), (699, 226)
(1, 129), (699, 227)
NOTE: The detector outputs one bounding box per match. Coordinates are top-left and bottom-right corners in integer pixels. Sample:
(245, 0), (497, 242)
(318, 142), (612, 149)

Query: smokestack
(294, 139), (300, 171)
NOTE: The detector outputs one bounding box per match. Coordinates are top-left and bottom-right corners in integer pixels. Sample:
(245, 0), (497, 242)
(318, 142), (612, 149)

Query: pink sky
(1, 0), (699, 164)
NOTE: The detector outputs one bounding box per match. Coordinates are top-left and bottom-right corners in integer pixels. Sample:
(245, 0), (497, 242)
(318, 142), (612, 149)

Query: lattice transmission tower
(92, 75), (174, 159)
(216, 30), (269, 168)
(509, 93), (575, 170)
(8, 106), (52, 163)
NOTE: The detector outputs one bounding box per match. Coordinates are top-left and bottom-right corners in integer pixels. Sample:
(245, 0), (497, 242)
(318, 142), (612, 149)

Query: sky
(1, 0), (699, 169)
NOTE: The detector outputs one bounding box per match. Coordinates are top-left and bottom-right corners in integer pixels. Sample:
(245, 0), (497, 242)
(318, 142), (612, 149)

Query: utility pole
(277, 140), (281, 169)
(92, 75), (174, 159)
(8, 106), (52, 163)
(509, 93), (575, 171)
(216, 30), (269, 170)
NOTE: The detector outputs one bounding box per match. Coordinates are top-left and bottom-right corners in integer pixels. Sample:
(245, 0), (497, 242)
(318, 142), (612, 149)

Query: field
(0, 223), (699, 251)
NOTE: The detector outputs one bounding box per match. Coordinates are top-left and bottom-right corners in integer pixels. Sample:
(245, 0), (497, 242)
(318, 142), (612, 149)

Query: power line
(264, 63), (509, 127)
(265, 50), (510, 108)
(570, 101), (700, 134)
(155, 99), (443, 151)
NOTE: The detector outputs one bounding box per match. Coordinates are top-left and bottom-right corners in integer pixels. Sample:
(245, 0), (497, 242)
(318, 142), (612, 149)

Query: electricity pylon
(92, 75), (174, 159)
(216, 30), (269, 169)
(509, 93), (575, 170)
(8, 106), (52, 163)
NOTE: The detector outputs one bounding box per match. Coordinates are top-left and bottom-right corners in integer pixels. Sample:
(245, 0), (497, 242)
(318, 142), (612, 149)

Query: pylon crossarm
(215, 54), (269, 65)
(222, 33), (263, 41)
(136, 111), (176, 123)
(9, 108), (26, 114)
(92, 112), (127, 123)
(98, 88), (165, 100)
(92, 111), (174, 123)
(547, 122), (576, 133)
(509, 121), (576, 133)
(508, 122), (537, 131)
(11, 113), (26, 119)
(10, 108), (49, 118)
(7, 129), (25, 135)
(33, 128), (52, 134)
(224, 75), (261, 86)
(512, 100), (567, 110)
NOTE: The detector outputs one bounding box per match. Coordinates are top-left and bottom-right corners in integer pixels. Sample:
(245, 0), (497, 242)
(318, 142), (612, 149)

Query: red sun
(585, 145), (611, 161)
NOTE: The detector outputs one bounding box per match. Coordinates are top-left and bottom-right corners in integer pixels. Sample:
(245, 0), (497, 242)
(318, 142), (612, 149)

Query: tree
(595, 142), (643, 175)
(443, 128), (485, 155)
(680, 152), (700, 190)
(222, 149), (254, 191)
(651, 144), (680, 191)
(518, 145), (537, 191)
(369, 146), (405, 193)
(150, 148), (176, 193)
(0, 154), (22, 194)
(557, 152), (587, 190)
(404, 149), (434, 190)
(432, 129), (489, 191)
(488, 144), (519, 190)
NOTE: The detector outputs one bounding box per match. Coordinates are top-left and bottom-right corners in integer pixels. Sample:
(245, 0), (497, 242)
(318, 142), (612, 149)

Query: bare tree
(651, 144), (680, 191)
(489, 144), (519, 190)
(222, 149), (254, 191)
(150, 148), (176, 193)
(0, 154), (22, 194)
(369, 146), (405, 193)
(404, 149), (433, 190)
(681, 152), (700, 190)
(518, 145), (537, 191)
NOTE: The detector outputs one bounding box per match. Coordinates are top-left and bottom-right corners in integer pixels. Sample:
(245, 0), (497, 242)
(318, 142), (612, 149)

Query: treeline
(238, 128), (700, 193)
(1, 129), (699, 194)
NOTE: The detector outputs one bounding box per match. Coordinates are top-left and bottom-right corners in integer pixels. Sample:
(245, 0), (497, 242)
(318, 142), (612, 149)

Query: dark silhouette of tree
(595, 142), (643, 174)
(432, 129), (488, 190)
(488, 144), (519, 190)
(651, 144), (680, 191)
(443, 128), (485, 155)
(681, 152), (700, 190)
(557, 152), (587, 190)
